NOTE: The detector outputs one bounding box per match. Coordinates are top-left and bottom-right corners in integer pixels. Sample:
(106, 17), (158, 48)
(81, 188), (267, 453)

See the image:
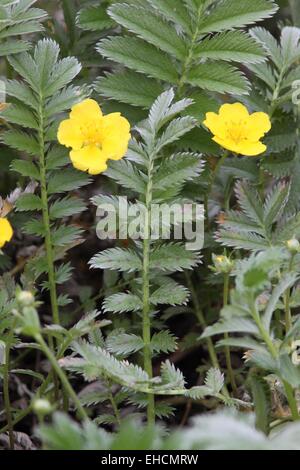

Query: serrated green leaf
(47, 169), (91, 194)
(201, 318), (260, 339)
(105, 159), (146, 194)
(77, 5), (115, 31)
(108, 4), (186, 60)
(49, 197), (86, 219)
(149, 0), (192, 34)
(51, 225), (83, 247)
(1, 102), (38, 129)
(195, 31), (266, 64)
(103, 293), (143, 314)
(95, 70), (164, 108)
(97, 36), (179, 83)
(198, 0), (278, 34)
(1, 130), (39, 156)
(186, 62), (249, 95)
(151, 279), (190, 306)
(90, 248), (142, 273)
(15, 193), (42, 212)
(150, 243), (200, 272)
(10, 159), (40, 179)
(106, 333), (144, 355)
(151, 330), (177, 354)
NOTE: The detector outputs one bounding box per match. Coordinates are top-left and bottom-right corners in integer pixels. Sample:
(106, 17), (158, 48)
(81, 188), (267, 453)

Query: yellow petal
(57, 118), (84, 150)
(70, 99), (102, 123)
(236, 140), (267, 156)
(102, 113), (131, 160)
(212, 136), (241, 154)
(70, 145), (108, 175)
(0, 217), (13, 248)
(247, 112), (271, 141)
(203, 112), (227, 139)
(219, 103), (249, 121)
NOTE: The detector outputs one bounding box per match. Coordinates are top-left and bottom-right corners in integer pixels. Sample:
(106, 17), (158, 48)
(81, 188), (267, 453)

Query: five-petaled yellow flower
(57, 99), (131, 175)
(204, 103), (271, 156)
(0, 217), (13, 249)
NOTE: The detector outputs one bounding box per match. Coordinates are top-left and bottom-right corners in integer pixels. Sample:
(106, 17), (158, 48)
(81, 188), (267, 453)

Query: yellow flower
(204, 103), (271, 156)
(0, 217), (13, 248)
(57, 99), (131, 175)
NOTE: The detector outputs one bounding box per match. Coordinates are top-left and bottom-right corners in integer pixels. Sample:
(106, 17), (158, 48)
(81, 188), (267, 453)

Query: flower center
(225, 119), (248, 144)
(81, 121), (103, 148)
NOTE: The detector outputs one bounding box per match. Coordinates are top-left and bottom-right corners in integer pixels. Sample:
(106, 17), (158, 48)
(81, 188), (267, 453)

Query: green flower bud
(212, 254), (234, 274)
(33, 398), (53, 416)
(17, 290), (35, 307)
(20, 306), (41, 337)
(286, 238), (300, 254)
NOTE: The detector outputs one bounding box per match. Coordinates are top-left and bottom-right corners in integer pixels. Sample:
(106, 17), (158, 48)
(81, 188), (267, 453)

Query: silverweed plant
(2, 0), (300, 453)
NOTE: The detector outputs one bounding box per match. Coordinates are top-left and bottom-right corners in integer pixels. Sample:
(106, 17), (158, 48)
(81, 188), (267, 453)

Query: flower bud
(33, 399), (53, 416)
(17, 290), (35, 307)
(212, 254), (234, 274)
(286, 238), (300, 254)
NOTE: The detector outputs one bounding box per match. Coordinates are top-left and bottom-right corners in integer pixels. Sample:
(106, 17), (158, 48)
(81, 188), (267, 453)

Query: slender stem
(37, 95), (60, 326)
(34, 334), (88, 421)
(108, 387), (121, 426)
(283, 380), (300, 421)
(0, 334), (77, 434)
(209, 151), (229, 195)
(3, 327), (15, 449)
(223, 274), (237, 394)
(251, 302), (299, 420)
(177, 5), (204, 97)
(185, 273), (229, 397)
(142, 152), (155, 425)
(284, 255), (295, 334)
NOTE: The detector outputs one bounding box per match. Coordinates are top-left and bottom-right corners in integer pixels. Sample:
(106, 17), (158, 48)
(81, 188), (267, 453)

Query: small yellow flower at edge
(204, 103), (271, 156)
(0, 217), (13, 248)
(57, 99), (131, 175)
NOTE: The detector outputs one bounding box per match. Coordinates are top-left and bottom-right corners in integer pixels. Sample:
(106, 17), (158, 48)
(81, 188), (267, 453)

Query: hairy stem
(35, 334), (88, 421)
(0, 334), (78, 434)
(3, 327), (15, 449)
(251, 302), (299, 421)
(284, 255), (295, 334)
(223, 274), (237, 394)
(108, 387), (121, 427)
(178, 4), (203, 96)
(37, 96), (60, 326)
(142, 152), (155, 425)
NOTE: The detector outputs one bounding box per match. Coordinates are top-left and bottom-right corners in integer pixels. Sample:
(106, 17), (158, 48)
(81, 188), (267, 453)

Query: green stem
(0, 335), (78, 434)
(209, 151), (229, 194)
(284, 255), (295, 334)
(283, 380), (300, 421)
(37, 96), (59, 326)
(3, 327), (15, 449)
(142, 152), (155, 425)
(108, 387), (121, 427)
(223, 274), (237, 394)
(177, 5), (203, 97)
(251, 302), (299, 420)
(35, 334), (88, 422)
